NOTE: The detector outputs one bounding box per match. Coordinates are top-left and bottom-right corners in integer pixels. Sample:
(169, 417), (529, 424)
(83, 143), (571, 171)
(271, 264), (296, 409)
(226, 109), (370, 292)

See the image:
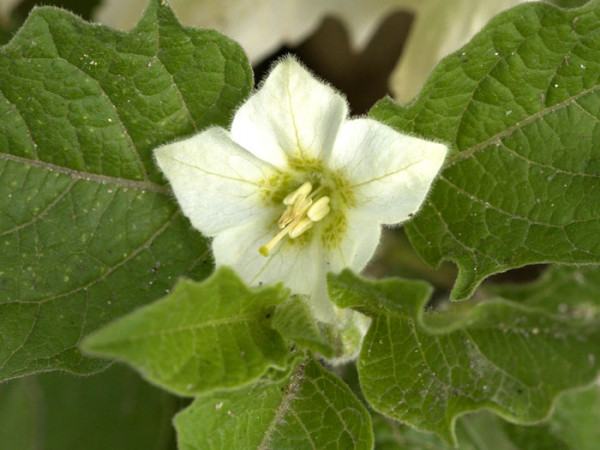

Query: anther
(277, 205), (294, 228)
(288, 218), (313, 238)
(260, 182), (332, 257)
(292, 196), (312, 218)
(307, 196), (330, 222)
(283, 181), (312, 205)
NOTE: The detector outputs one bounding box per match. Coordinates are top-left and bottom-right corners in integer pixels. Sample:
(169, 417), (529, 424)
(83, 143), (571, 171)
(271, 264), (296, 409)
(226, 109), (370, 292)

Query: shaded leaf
(175, 358), (373, 449)
(507, 383), (600, 450)
(0, 364), (179, 450)
(328, 270), (600, 444)
(490, 265), (600, 316)
(0, 0), (253, 381)
(82, 267), (290, 396)
(372, 0), (600, 299)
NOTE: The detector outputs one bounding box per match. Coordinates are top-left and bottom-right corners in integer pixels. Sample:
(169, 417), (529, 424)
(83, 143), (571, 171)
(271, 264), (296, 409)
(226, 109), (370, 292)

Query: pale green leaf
(374, 384), (600, 449)
(372, 0), (600, 299)
(489, 265), (600, 315)
(0, 364), (179, 450)
(0, 0), (252, 381)
(328, 270), (600, 445)
(82, 267), (291, 396)
(174, 358), (374, 450)
(271, 295), (336, 358)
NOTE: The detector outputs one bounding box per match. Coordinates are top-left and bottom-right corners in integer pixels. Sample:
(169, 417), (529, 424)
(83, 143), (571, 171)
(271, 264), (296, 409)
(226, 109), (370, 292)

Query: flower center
(259, 181), (331, 257)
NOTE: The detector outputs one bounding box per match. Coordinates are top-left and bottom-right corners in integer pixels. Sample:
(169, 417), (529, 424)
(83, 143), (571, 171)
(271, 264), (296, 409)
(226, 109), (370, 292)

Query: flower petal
(326, 210), (382, 273)
(154, 127), (278, 236)
(211, 214), (337, 321)
(231, 58), (348, 168)
(212, 213), (320, 293)
(329, 118), (447, 224)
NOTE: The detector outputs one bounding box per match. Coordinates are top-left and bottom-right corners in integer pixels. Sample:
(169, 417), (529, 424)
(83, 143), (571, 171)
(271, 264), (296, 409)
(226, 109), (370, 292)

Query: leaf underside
(329, 269), (600, 445)
(82, 268), (291, 396)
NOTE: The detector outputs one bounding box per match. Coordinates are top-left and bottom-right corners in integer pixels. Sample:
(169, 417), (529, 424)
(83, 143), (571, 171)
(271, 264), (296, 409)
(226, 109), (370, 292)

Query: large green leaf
(0, 364), (180, 450)
(371, 0), (600, 299)
(174, 358), (373, 450)
(328, 270), (600, 445)
(0, 0), (252, 381)
(82, 267), (291, 396)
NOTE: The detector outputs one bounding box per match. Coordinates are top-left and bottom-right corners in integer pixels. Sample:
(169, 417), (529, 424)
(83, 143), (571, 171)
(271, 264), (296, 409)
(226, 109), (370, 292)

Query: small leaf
(328, 270), (600, 445)
(174, 358), (374, 450)
(271, 295), (336, 358)
(82, 267), (290, 396)
(0, 0), (253, 381)
(372, 0), (600, 299)
(0, 364), (179, 450)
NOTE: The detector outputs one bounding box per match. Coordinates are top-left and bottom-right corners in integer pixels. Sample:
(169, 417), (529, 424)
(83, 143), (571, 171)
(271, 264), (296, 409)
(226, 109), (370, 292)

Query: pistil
(259, 182), (331, 257)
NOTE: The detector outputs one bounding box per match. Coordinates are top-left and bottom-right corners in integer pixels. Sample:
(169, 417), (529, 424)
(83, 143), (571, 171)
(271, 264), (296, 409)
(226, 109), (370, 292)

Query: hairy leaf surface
(175, 358), (373, 450)
(329, 270), (600, 444)
(372, 0), (600, 298)
(0, 0), (252, 381)
(83, 268), (290, 396)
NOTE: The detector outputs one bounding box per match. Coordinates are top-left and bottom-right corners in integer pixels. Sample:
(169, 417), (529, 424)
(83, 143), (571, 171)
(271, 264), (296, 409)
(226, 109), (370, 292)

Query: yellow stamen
(277, 205), (294, 229)
(292, 196), (312, 218)
(283, 181), (312, 205)
(289, 218), (313, 238)
(259, 221), (295, 256)
(307, 197), (330, 222)
(259, 182), (332, 257)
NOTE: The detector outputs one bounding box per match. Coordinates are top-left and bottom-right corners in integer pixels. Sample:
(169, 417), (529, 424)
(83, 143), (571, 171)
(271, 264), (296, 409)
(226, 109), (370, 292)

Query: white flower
(154, 58), (446, 322)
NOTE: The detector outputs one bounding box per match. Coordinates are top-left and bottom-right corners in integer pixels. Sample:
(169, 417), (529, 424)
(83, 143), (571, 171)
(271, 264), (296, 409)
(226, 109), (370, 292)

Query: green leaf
(82, 267), (291, 396)
(374, 384), (600, 449)
(0, 0), (252, 381)
(489, 265), (600, 315)
(518, 383), (600, 450)
(0, 364), (179, 450)
(371, 0), (600, 299)
(328, 270), (600, 445)
(174, 358), (374, 449)
(272, 295), (336, 358)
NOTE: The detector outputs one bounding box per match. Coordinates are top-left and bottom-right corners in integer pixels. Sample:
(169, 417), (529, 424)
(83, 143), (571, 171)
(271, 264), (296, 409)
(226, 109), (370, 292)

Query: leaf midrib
(258, 360), (309, 450)
(446, 83), (600, 169)
(0, 152), (169, 194)
(94, 311), (273, 344)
